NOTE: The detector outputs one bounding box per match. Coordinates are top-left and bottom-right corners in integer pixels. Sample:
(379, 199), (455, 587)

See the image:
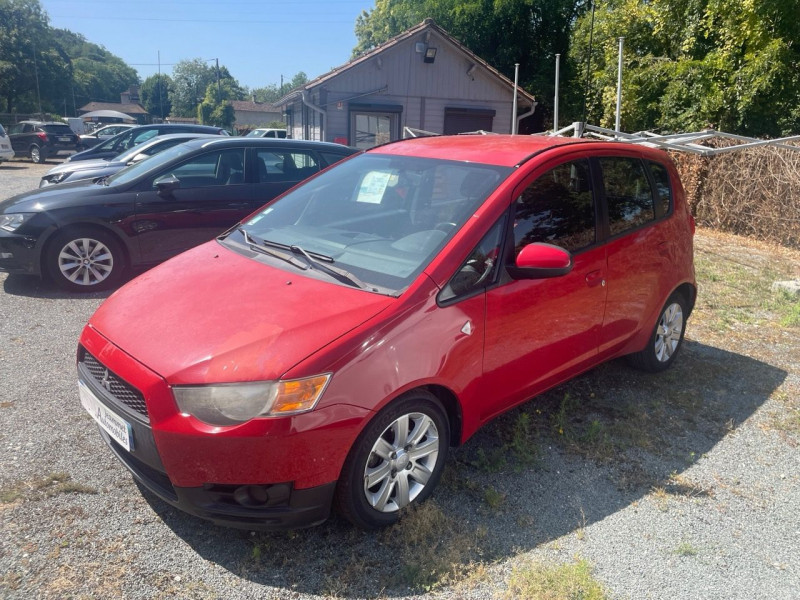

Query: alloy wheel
(654, 302), (684, 362)
(58, 237), (115, 287)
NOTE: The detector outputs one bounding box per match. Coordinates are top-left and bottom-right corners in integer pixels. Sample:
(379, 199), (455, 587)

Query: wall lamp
(424, 47), (437, 63)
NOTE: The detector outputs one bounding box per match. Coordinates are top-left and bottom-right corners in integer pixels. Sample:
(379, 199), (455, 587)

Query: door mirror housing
(508, 243), (573, 279)
(155, 174), (181, 197)
(129, 153), (149, 165)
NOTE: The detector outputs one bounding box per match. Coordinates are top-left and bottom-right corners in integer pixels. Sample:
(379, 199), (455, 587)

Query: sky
(39, 0), (376, 91)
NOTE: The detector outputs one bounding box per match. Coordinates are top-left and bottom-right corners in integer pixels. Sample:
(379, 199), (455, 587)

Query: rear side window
(599, 157), (655, 236)
(256, 150), (319, 183)
(513, 159), (596, 254)
(42, 125), (74, 135)
(647, 161), (672, 217)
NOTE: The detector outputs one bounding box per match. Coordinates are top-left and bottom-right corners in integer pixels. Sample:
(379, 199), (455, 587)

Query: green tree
(353, 0), (589, 130)
(0, 0), (72, 113)
(170, 58), (244, 118)
(140, 73), (172, 119)
(249, 71), (309, 103)
(569, 0), (800, 135)
(197, 79), (239, 128)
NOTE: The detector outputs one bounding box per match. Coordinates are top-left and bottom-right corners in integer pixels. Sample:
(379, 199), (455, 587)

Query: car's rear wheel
(30, 144), (46, 164)
(336, 391), (449, 529)
(628, 291), (687, 372)
(45, 228), (125, 292)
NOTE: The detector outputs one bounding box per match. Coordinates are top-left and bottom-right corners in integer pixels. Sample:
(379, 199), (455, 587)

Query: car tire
(30, 144), (46, 164)
(335, 391), (450, 529)
(45, 227), (125, 292)
(628, 291), (687, 372)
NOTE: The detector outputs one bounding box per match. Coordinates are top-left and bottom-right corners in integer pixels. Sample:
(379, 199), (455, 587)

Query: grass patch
(504, 558), (609, 600)
(674, 541), (699, 557)
(0, 472), (98, 504)
(483, 485), (505, 510)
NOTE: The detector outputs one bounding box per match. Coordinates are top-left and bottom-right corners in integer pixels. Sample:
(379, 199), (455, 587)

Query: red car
(77, 135), (696, 530)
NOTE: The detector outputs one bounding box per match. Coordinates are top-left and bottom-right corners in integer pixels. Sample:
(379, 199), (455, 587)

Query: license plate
(79, 380), (134, 451)
(1, 143), (8, 149)
(58, 136), (71, 142)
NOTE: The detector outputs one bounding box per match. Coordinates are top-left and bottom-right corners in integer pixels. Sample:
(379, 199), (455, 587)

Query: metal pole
(512, 63), (519, 134)
(554, 54), (561, 133)
(158, 51), (164, 120)
(615, 37), (624, 135)
(216, 58), (221, 103)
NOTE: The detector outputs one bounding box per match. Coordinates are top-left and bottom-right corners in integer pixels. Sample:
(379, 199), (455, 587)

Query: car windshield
(230, 153), (512, 294)
(105, 143), (193, 186)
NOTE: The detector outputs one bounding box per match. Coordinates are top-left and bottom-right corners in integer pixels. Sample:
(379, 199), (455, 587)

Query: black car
(7, 121), (80, 163)
(68, 123), (230, 162)
(0, 138), (358, 291)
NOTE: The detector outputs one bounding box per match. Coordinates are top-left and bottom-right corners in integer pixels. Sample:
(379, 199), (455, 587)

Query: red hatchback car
(77, 135), (696, 530)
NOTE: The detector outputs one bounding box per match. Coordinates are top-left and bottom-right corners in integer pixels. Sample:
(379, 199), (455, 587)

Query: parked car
(77, 124), (136, 150)
(75, 134), (697, 531)
(0, 138), (357, 290)
(245, 128), (287, 138)
(67, 124), (230, 162)
(0, 124), (14, 163)
(40, 133), (222, 187)
(7, 121), (80, 163)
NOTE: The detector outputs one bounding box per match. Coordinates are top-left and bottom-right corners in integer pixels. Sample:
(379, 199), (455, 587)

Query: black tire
(30, 144), (46, 164)
(335, 391), (450, 529)
(628, 291), (687, 372)
(45, 227), (125, 292)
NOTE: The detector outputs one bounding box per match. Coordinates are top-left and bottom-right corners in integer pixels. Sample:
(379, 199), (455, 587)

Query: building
(231, 100), (283, 133)
(275, 19), (536, 148)
(78, 86), (149, 124)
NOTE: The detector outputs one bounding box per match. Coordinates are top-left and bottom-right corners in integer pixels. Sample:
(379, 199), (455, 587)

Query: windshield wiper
(288, 244), (370, 290)
(236, 228), (308, 270)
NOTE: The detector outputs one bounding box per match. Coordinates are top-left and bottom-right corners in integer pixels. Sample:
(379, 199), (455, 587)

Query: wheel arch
(420, 384), (463, 447)
(674, 281), (697, 318)
(40, 221), (133, 276)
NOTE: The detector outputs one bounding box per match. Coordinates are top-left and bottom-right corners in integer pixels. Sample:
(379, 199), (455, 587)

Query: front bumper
(77, 326), (370, 530)
(0, 230), (42, 275)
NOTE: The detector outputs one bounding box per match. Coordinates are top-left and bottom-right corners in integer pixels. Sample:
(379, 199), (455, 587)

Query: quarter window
(647, 161), (672, 218)
(600, 157), (655, 236)
(256, 150), (319, 183)
(513, 159), (596, 253)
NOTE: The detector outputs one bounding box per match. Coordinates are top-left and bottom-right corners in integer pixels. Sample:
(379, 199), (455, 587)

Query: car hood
(0, 179), (115, 212)
(88, 241), (396, 385)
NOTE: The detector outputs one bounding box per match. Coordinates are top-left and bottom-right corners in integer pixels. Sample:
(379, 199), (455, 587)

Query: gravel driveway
(1, 160), (798, 599)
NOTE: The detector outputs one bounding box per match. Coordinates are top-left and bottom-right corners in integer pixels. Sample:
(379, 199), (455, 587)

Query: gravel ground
(1, 160), (798, 599)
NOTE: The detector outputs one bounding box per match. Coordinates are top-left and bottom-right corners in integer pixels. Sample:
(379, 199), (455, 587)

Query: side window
(600, 157), (655, 236)
(153, 149), (245, 189)
(648, 161), (672, 218)
(513, 159), (596, 254)
(440, 217), (506, 302)
(126, 129), (158, 150)
(319, 151), (350, 167)
(256, 150), (319, 183)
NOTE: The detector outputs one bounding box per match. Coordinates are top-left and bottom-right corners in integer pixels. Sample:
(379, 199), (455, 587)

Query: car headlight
(173, 374), (331, 426)
(0, 213), (35, 233)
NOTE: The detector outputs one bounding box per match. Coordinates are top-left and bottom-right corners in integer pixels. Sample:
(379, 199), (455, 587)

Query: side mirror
(508, 243), (573, 280)
(129, 153), (148, 164)
(155, 174), (181, 197)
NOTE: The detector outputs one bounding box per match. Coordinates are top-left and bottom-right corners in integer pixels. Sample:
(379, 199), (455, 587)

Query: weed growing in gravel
(483, 485), (505, 510)
(0, 472), (97, 504)
(504, 558), (608, 600)
(674, 541), (699, 557)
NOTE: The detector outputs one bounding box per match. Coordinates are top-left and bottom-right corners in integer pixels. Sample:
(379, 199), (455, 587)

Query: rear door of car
(133, 147), (253, 264)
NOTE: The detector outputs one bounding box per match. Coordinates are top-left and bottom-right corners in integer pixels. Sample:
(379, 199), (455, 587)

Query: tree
(140, 73), (172, 119)
(249, 71), (309, 103)
(568, 0), (800, 136)
(352, 0), (589, 130)
(170, 58), (244, 118)
(197, 79), (239, 129)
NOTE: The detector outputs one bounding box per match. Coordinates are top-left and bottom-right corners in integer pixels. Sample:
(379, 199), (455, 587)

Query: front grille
(81, 350), (149, 419)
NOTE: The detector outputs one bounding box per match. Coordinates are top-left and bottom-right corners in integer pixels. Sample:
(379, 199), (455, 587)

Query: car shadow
(2, 272), (137, 299)
(140, 340), (786, 597)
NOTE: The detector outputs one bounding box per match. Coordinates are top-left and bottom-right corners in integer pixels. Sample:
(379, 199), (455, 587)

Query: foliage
(504, 558), (609, 599)
(170, 58), (244, 118)
(569, 0), (800, 136)
(353, 0), (590, 128)
(140, 74), (172, 119)
(249, 71), (309, 104)
(197, 78), (239, 128)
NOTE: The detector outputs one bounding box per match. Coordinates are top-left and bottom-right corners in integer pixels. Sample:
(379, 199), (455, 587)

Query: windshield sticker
(356, 171), (395, 204)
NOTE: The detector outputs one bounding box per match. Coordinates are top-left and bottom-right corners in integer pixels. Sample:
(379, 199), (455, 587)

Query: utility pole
(216, 58), (221, 103)
(158, 51), (164, 121)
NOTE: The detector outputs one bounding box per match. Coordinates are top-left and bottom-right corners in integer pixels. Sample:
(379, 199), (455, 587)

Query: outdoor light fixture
(424, 47), (437, 63)
(415, 42), (426, 53)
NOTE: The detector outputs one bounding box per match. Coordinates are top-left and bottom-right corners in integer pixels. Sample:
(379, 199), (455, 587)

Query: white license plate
(79, 380), (134, 452)
(0, 143), (8, 149)
(58, 136), (71, 142)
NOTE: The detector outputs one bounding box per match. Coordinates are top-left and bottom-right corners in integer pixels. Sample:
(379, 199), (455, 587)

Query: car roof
(179, 137), (357, 153)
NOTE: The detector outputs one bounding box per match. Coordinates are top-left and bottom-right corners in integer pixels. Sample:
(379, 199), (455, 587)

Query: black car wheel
(335, 391), (449, 529)
(45, 228), (125, 292)
(628, 291), (687, 372)
(30, 144), (46, 164)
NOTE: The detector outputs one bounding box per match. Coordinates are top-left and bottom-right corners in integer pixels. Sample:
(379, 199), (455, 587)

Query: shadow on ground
(140, 339), (785, 597)
(2, 272), (138, 299)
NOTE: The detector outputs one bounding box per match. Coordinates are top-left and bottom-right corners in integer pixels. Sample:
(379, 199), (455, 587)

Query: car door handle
(585, 270), (606, 287)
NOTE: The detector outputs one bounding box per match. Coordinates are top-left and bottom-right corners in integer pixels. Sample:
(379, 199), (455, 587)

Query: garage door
(443, 108), (496, 134)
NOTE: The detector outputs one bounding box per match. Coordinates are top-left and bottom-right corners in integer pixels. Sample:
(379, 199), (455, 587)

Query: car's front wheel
(45, 228), (125, 292)
(336, 391), (450, 529)
(628, 291), (687, 372)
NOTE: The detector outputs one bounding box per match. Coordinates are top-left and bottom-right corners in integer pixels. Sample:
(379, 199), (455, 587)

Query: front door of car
(250, 148), (322, 210)
(480, 158), (607, 421)
(133, 148), (253, 264)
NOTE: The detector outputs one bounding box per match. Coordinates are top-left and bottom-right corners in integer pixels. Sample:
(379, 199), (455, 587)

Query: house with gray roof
(274, 18), (536, 148)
